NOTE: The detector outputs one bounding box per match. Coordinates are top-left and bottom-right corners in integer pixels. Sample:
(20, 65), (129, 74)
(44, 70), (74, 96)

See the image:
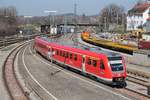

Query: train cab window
(100, 60), (105, 69)
(70, 53), (72, 59)
(87, 59), (91, 65)
(93, 60), (97, 67)
(74, 54), (77, 61)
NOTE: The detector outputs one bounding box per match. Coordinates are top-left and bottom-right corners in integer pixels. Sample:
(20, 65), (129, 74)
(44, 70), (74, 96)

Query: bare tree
(0, 6), (18, 37)
(99, 4), (126, 31)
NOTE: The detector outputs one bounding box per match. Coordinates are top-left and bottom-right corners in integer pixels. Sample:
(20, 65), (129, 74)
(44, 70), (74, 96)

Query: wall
(143, 7), (150, 24)
(127, 7), (150, 31)
(126, 52), (150, 67)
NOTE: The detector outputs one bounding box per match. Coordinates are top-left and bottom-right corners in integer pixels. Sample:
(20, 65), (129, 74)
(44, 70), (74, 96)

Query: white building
(51, 27), (57, 34)
(142, 32), (150, 41)
(127, 3), (150, 31)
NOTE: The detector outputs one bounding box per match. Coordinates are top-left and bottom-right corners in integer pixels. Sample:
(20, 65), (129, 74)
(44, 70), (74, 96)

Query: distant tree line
(16, 4), (128, 33)
(0, 6), (18, 37)
(99, 4), (126, 32)
(18, 13), (97, 27)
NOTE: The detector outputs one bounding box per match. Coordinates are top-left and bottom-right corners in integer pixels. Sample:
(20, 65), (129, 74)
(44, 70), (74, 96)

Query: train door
(82, 55), (86, 73)
(47, 47), (52, 60)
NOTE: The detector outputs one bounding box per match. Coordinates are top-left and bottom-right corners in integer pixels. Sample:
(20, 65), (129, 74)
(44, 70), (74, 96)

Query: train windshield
(108, 57), (124, 71)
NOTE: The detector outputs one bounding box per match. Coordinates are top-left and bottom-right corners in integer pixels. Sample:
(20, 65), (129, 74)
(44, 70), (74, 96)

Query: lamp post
(44, 10), (57, 34)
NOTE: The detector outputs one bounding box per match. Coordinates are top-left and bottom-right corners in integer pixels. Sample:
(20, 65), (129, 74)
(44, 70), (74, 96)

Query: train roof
(37, 36), (122, 58)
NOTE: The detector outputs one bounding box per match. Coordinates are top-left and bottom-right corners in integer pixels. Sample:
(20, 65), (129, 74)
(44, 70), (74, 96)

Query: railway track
(125, 75), (150, 98)
(39, 33), (150, 99)
(69, 33), (150, 99)
(2, 42), (30, 100)
(127, 74), (150, 87)
(1, 34), (61, 100)
(4, 33), (149, 100)
(0, 34), (41, 49)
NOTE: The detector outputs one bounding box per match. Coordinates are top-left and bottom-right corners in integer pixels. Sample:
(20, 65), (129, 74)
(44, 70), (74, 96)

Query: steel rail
(0, 34), (41, 49)
(2, 42), (30, 100)
(72, 33), (150, 98)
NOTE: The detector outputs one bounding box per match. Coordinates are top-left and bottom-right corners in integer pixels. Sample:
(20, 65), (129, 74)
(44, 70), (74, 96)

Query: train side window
(56, 50), (59, 55)
(93, 60), (97, 67)
(52, 48), (54, 52)
(74, 54), (77, 61)
(100, 60), (105, 69)
(66, 52), (69, 58)
(60, 51), (62, 56)
(70, 53), (72, 59)
(87, 58), (91, 65)
(48, 48), (50, 52)
(63, 51), (65, 57)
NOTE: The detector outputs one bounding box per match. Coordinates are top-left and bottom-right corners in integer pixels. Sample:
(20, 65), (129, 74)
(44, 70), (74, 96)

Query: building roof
(128, 3), (150, 16)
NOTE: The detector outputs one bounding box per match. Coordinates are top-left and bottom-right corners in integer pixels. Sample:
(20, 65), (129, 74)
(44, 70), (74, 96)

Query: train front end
(107, 55), (127, 87)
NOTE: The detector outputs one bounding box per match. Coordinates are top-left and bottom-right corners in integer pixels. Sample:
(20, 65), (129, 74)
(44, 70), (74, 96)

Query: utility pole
(49, 14), (51, 34)
(117, 13), (119, 25)
(64, 15), (67, 34)
(104, 17), (107, 32)
(74, 3), (77, 24)
(122, 13), (126, 33)
(44, 10), (57, 34)
(73, 2), (78, 46)
(74, 3), (77, 33)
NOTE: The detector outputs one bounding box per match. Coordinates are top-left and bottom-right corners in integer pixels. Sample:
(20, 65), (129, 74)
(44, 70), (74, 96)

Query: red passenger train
(34, 36), (127, 87)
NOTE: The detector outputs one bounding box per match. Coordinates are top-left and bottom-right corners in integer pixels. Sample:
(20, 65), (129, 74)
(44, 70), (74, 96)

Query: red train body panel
(139, 40), (150, 49)
(34, 36), (127, 86)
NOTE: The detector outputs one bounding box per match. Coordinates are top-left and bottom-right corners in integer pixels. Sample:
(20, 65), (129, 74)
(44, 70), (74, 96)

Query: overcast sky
(0, 0), (138, 16)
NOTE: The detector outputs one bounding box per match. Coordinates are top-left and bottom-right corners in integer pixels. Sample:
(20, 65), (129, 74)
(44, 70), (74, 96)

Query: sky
(0, 0), (138, 16)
